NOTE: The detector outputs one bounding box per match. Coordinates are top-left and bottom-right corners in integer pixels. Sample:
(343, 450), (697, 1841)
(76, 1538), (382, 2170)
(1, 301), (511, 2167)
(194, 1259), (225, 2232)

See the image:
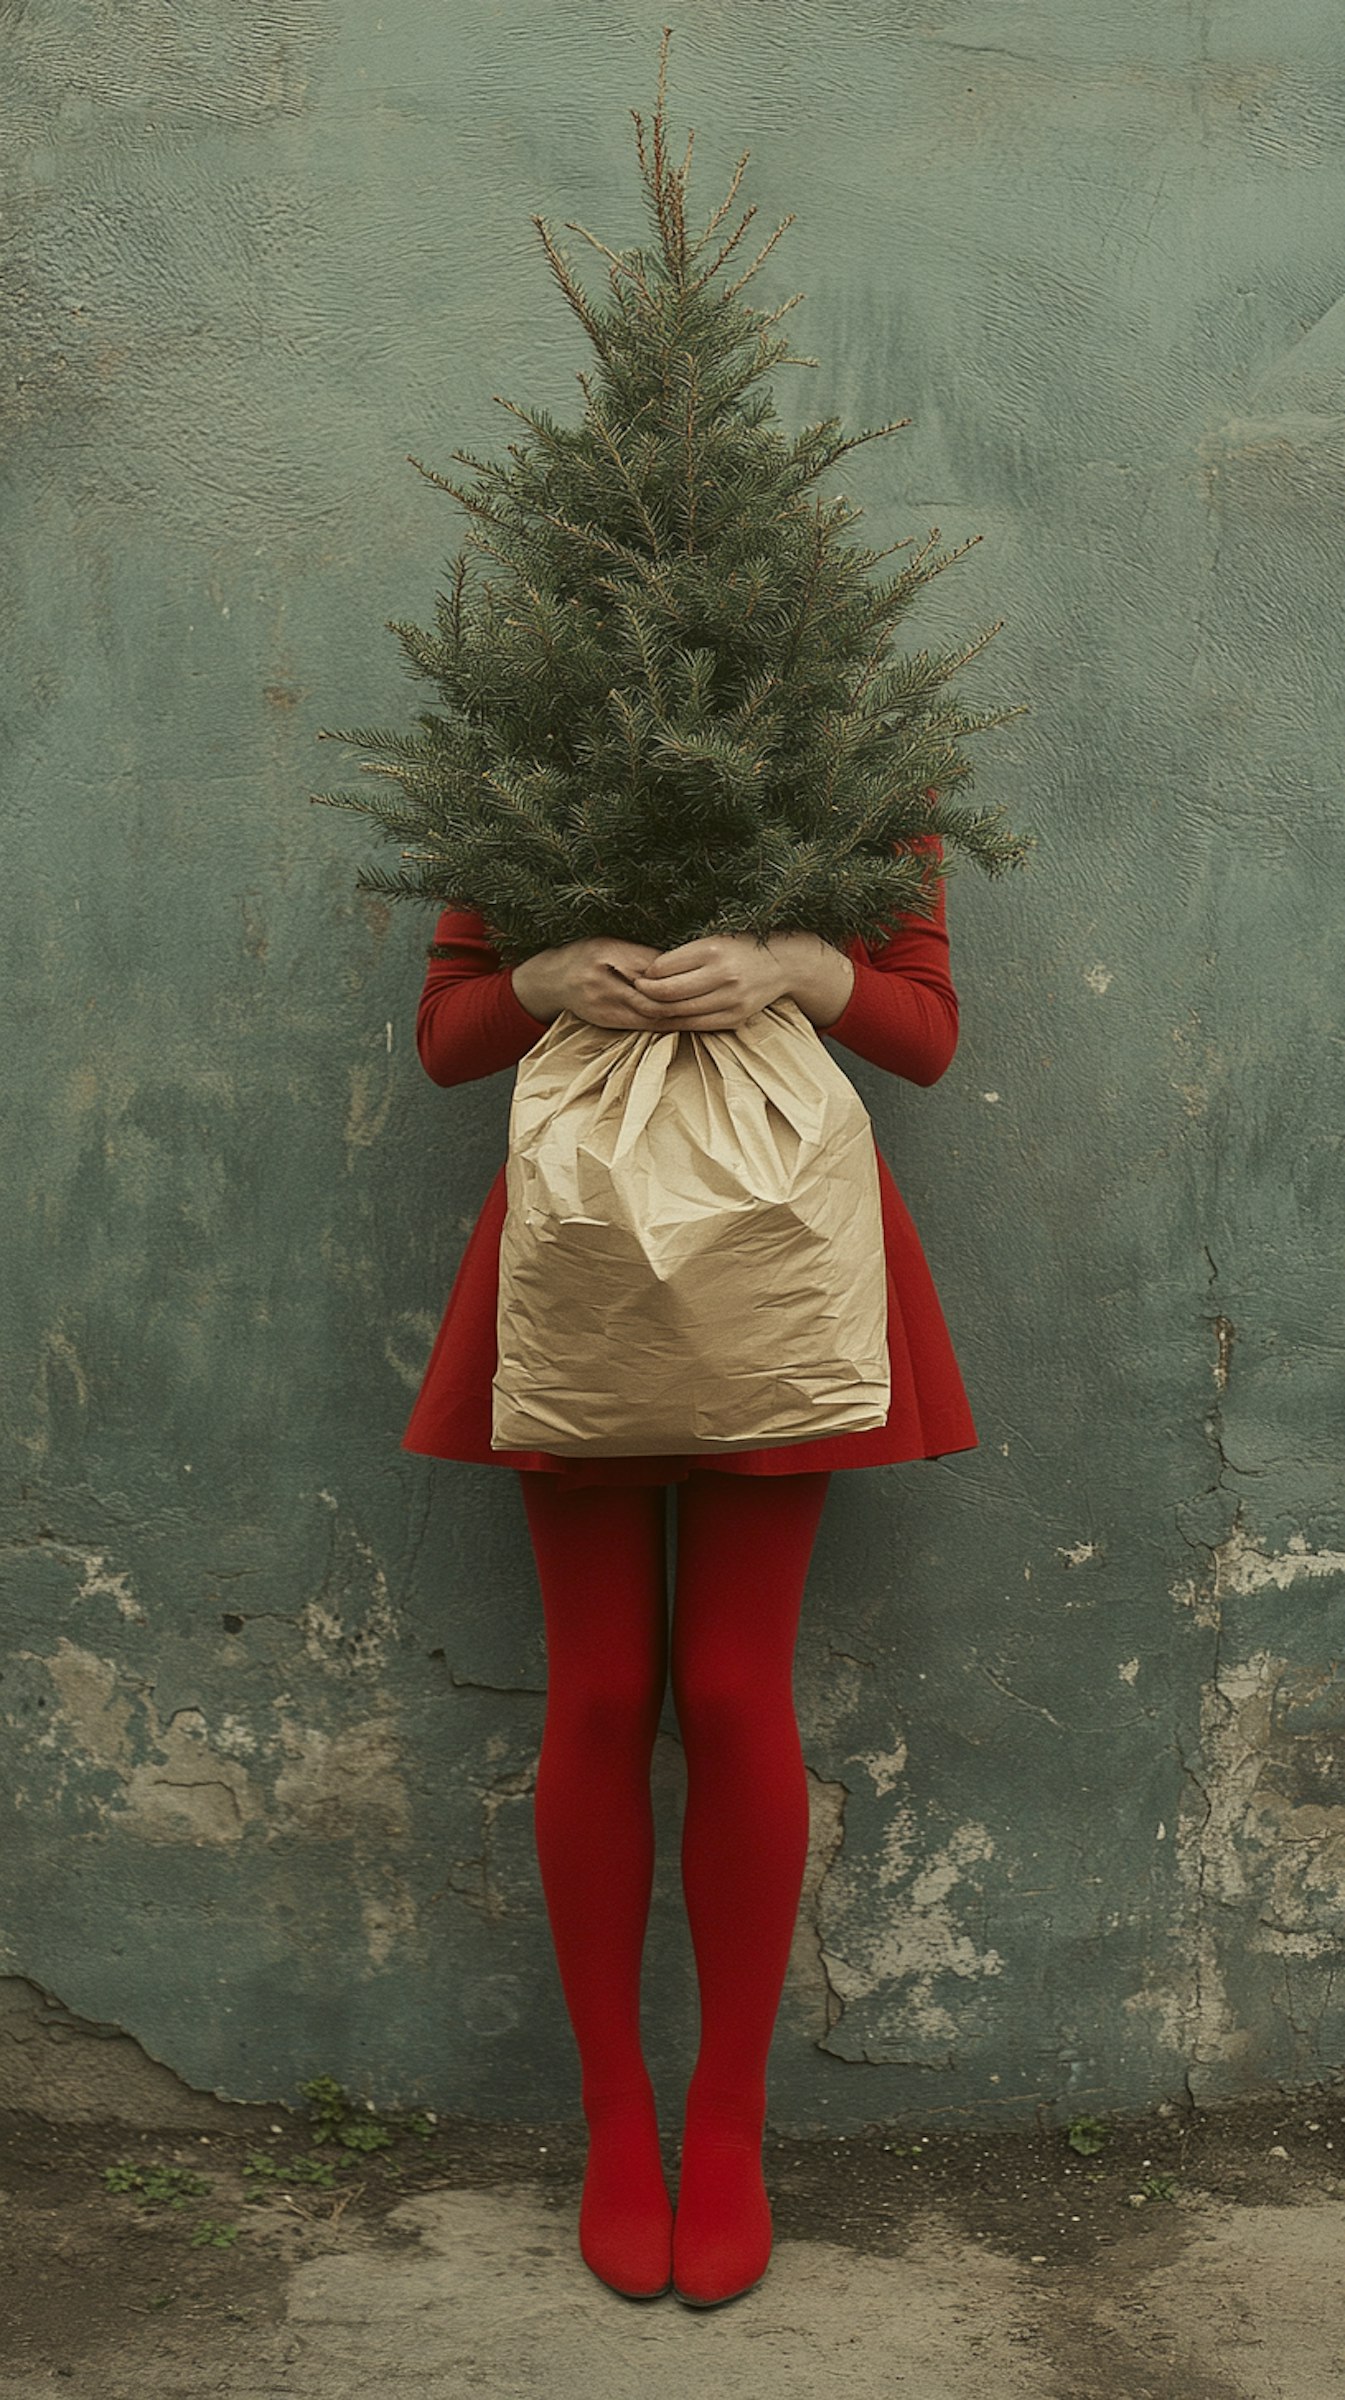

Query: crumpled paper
(491, 995), (890, 1455)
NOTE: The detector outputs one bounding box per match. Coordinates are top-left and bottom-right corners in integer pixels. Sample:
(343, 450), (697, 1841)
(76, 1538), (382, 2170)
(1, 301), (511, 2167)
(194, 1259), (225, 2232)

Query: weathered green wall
(5, 2), (1344, 2132)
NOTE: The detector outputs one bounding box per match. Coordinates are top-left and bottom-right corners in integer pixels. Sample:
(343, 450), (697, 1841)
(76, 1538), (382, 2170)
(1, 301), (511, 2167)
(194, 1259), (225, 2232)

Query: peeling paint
(73, 1553), (145, 1623)
(271, 1710), (410, 1846)
(298, 1508), (401, 1674)
(820, 1812), (1006, 2057)
(1170, 1519), (1345, 1628)
(855, 1742), (908, 1797)
(20, 1641), (260, 1844)
(1129, 1628), (1345, 2091)
(784, 1768), (848, 2036)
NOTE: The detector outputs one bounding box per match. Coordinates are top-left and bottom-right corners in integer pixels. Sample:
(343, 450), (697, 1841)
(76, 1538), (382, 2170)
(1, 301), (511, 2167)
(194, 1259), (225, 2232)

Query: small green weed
(189, 2220), (241, 2248)
(299, 2075), (350, 2145)
(297, 2073), (425, 2154)
(1064, 2114), (1113, 2157)
(101, 2161), (212, 2208)
(243, 2148), (339, 2191)
(1136, 2173), (1178, 2202)
(336, 2119), (394, 2154)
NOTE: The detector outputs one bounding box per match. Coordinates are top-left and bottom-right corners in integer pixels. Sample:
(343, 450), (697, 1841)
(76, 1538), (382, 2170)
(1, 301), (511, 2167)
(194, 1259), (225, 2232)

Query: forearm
(773, 933), (857, 1031)
(509, 954), (560, 1025)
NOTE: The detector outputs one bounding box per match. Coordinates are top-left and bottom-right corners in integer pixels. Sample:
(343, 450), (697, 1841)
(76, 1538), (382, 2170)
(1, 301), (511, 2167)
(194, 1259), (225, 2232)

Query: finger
(638, 940), (718, 979)
(619, 987), (677, 1020)
(602, 959), (658, 981)
(630, 965), (723, 1000)
(636, 986), (741, 1020)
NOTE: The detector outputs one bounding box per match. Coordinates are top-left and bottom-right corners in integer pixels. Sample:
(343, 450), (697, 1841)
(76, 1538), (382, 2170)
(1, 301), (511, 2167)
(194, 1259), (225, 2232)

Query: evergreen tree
(311, 27), (1035, 968)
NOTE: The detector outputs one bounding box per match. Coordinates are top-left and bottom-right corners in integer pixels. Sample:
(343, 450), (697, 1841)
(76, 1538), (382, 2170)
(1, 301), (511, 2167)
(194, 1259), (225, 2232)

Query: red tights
(518, 1465), (831, 2305)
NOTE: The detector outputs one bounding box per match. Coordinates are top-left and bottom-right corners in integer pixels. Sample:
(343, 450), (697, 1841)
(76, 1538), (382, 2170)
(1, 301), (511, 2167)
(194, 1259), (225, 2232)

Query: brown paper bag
(491, 995), (889, 1456)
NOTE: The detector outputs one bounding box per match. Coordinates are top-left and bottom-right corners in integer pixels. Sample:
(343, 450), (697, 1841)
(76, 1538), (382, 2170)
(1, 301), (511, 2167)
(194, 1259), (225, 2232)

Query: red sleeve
(414, 909), (552, 1088)
(819, 832), (960, 1088)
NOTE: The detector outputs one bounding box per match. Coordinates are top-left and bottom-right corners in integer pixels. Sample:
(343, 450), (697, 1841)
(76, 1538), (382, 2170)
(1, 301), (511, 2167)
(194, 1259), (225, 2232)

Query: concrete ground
(3, 2089), (1345, 2398)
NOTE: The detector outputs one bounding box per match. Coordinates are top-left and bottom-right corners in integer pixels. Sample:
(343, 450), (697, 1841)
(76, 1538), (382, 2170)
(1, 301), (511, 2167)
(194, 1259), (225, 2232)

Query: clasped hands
(513, 930), (855, 1035)
(631, 932), (802, 1031)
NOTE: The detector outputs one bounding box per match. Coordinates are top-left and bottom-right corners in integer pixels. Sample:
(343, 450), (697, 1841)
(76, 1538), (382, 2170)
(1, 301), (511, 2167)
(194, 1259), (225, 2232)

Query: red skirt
(401, 1137), (978, 1487)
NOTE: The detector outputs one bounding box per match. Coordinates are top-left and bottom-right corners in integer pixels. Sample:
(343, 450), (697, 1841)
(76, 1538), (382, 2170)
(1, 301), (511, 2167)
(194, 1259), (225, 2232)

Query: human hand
(511, 937), (676, 1031)
(628, 933), (799, 1031)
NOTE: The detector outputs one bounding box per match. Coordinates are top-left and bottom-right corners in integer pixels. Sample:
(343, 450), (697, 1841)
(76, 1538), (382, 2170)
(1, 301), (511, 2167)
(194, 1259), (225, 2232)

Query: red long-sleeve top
(400, 835), (979, 1485)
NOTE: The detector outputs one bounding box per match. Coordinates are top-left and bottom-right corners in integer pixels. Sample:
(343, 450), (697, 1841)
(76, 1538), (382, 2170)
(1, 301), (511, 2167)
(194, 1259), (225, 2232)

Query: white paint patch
(821, 1811), (1005, 2045)
(1084, 964), (1114, 993)
(1220, 1528), (1345, 1596)
(856, 1742), (908, 1796)
(1170, 1524), (1345, 1628)
(74, 1551), (146, 1623)
(1118, 1657), (1140, 1684)
(1057, 1539), (1097, 1566)
(213, 1713), (261, 1758)
(981, 1090), (1000, 1103)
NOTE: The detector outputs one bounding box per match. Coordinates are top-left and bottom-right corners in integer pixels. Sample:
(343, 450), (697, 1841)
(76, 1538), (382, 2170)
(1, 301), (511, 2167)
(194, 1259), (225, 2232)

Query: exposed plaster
(818, 1810), (1006, 2061)
(271, 1707), (410, 1846)
(19, 1641), (262, 1844)
(1150, 1640), (1345, 2096)
(1141, 1254), (1345, 2092)
(853, 1741), (908, 1798)
(785, 1768), (849, 2038)
(74, 1551), (145, 1623)
(298, 1505), (400, 1676)
(1170, 1510), (1345, 1629)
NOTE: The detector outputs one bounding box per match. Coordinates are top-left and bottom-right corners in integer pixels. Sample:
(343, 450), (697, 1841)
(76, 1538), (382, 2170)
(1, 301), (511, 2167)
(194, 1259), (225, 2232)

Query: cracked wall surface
(4, 2), (1345, 2129)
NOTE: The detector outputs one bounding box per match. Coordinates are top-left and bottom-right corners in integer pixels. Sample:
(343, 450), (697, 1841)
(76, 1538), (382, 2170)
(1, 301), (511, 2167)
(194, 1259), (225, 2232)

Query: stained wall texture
(4, 2), (1345, 2132)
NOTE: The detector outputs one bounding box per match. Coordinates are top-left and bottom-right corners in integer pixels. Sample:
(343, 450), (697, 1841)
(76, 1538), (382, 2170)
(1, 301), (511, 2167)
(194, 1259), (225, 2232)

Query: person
(400, 828), (978, 2307)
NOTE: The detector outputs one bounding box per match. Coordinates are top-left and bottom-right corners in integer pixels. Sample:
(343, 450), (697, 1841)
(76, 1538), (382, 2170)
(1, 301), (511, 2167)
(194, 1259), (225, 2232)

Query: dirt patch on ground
(2, 2087), (1344, 2394)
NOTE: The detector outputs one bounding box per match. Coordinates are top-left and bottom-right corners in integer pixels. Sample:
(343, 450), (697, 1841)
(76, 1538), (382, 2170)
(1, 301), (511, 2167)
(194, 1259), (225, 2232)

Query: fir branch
(528, 214), (616, 363)
(560, 215), (656, 307)
(720, 214), (798, 304)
